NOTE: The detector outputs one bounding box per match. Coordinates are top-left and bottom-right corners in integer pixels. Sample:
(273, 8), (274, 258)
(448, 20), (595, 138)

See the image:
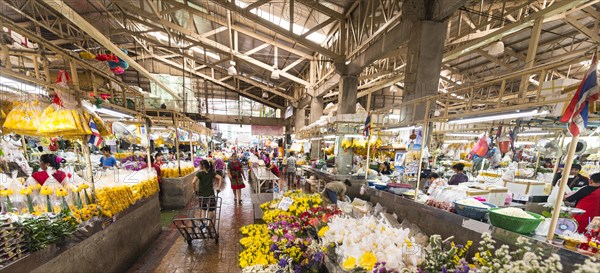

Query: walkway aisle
(127, 174), (254, 273)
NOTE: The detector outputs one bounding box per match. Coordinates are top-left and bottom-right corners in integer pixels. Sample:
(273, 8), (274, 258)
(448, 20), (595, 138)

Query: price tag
(278, 197), (294, 211)
(513, 193), (529, 202)
(462, 219), (491, 234)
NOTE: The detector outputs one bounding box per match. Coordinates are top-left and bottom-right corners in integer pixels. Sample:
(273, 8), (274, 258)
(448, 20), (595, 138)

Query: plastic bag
(470, 133), (489, 158)
(3, 101), (43, 136)
(547, 184), (572, 208)
(38, 104), (79, 135)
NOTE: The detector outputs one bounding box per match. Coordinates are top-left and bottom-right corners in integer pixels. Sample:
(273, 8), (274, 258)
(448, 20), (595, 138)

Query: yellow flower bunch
(75, 183), (90, 192)
(40, 186), (53, 196)
(96, 186), (135, 217)
(359, 252), (377, 271)
(55, 188), (69, 197)
(71, 204), (102, 222)
(19, 186), (33, 195)
(238, 224), (276, 269)
(130, 177), (160, 202)
(0, 188), (14, 197)
(342, 256), (357, 270)
(262, 209), (291, 223)
(260, 190), (323, 221)
(318, 226), (329, 237)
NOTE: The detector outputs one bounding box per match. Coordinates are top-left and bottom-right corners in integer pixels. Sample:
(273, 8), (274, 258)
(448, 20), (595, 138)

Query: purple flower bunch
(268, 216), (324, 273)
(214, 157), (225, 171)
(193, 156), (203, 167)
(121, 155), (148, 171)
(373, 262), (399, 273)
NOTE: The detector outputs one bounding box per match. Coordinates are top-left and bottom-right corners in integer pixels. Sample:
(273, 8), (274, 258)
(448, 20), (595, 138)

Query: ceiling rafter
(111, 0), (310, 87)
(208, 0), (342, 61)
(120, 28), (294, 102)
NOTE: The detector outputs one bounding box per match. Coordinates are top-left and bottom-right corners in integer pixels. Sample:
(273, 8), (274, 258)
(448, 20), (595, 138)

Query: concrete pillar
(294, 108), (306, 132)
(309, 93), (324, 160)
(402, 7), (448, 121)
(337, 75), (358, 115)
(335, 73), (359, 174)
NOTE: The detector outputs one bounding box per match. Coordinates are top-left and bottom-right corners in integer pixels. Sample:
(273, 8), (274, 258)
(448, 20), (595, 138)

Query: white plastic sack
(547, 185), (572, 208)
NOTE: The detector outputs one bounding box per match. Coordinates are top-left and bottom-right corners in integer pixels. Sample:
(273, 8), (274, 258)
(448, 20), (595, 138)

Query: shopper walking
(228, 153), (246, 204)
(285, 151), (297, 189)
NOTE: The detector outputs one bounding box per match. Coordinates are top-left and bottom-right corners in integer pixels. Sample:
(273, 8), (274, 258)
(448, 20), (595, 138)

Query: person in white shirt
(285, 151), (297, 189)
(426, 173), (447, 195)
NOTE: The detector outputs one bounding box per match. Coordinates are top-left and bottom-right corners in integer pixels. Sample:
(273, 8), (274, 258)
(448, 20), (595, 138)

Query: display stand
(0, 194), (161, 273)
(159, 170), (199, 210)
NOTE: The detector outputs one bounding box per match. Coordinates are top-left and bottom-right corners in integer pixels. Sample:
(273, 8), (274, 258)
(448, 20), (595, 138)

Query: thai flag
(88, 118), (103, 147)
(560, 54), (599, 136)
(363, 111), (372, 137)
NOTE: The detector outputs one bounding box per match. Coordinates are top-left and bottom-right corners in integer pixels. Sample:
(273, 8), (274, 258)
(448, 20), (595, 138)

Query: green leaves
(17, 213), (78, 251)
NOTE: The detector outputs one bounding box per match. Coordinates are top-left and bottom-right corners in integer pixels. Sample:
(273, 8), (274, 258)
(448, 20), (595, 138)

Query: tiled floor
(127, 175), (255, 273)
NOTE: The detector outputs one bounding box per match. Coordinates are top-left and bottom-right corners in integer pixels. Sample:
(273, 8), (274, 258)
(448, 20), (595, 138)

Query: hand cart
(173, 195), (222, 245)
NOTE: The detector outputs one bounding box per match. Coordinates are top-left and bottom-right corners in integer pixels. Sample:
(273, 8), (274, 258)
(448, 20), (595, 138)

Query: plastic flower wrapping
(2, 101), (42, 136)
(320, 215), (420, 271)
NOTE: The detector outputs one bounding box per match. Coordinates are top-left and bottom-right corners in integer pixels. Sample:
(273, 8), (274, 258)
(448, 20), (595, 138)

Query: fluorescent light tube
(448, 110), (545, 124)
(0, 76), (47, 95)
(323, 135), (336, 139)
(95, 107), (134, 119)
(515, 141), (535, 145)
(446, 133), (482, 137)
(344, 134), (364, 138)
(518, 131), (552, 136)
(383, 126), (419, 132)
(444, 140), (470, 143)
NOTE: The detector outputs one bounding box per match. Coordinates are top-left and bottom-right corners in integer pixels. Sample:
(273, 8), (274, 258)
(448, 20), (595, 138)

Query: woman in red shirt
(267, 162), (280, 177)
(30, 154), (67, 186)
(565, 172), (600, 233)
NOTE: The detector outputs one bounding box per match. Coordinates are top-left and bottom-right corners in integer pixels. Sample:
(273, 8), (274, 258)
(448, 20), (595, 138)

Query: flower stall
(0, 90), (161, 271)
(145, 109), (211, 209)
(241, 186), (600, 273)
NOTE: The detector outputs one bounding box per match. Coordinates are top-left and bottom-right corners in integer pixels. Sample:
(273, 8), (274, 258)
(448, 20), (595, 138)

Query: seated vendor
(380, 162), (393, 175)
(99, 146), (117, 169)
(31, 154), (67, 186)
(565, 172), (600, 233)
(448, 163), (468, 185)
(552, 164), (588, 189)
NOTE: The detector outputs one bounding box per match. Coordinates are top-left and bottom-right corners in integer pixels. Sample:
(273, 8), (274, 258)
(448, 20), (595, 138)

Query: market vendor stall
(146, 110), (211, 209)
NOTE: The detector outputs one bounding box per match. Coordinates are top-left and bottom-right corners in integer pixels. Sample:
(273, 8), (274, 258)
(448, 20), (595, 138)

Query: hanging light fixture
(389, 84), (399, 92)
(227, 60), (237, 76)
(271, 67), (280, 79)
(262, 91), (269, 98)
(271, 46), (280, 79)
(488, 40), (505, 56)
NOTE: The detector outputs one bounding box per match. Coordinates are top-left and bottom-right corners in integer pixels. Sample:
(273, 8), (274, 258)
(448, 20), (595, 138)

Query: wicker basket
(453, 202), (497, 221)
(488, 208), (544, 234)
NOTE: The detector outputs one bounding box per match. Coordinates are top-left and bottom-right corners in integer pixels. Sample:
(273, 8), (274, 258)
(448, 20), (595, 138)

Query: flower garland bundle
(130, 176), (160, 202)
(95, 186), (135, 217)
